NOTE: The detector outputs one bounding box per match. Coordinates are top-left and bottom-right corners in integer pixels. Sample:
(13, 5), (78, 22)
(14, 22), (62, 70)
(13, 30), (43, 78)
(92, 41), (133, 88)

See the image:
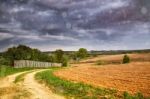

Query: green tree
(123, 54), (130, 64)
(62, 55), (69, 67)
(3, 45), (53, 66)
(31, 49), (41, 61)
(49, 55), (55, 62)
(54, 49), (64, 63)
(77, 48), (88, 59)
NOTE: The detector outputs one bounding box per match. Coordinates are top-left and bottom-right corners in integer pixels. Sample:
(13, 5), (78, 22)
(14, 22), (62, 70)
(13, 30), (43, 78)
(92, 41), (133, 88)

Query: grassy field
(0, 66), (33, 77)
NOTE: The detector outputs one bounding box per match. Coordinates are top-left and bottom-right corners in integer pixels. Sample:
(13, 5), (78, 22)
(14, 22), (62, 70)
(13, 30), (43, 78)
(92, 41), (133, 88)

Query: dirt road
(0, 69), (65, 99)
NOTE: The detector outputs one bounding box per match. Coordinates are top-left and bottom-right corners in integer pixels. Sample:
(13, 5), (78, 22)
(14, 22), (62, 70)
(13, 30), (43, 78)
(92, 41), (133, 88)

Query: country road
(0, 69), (65, 99)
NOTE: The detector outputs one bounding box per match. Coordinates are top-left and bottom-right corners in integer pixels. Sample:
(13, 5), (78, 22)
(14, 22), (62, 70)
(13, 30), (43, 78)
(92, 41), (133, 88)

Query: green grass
(0, 65), (33, 77)
(14, 71), (33, 83)
(123, 92), (150, 99)
(35, 69), (118, 99)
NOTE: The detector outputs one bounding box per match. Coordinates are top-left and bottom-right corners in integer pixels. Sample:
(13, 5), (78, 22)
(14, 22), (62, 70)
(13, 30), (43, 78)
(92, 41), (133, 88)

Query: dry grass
(55, 54), (150, 97)
(0, 86), (31, 99)
(80, 53), (150, 64)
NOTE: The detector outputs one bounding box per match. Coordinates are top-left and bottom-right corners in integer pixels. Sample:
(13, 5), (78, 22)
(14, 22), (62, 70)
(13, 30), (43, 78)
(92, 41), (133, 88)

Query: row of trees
(0, 45), (89, 67)
(1, 45), (52, 66)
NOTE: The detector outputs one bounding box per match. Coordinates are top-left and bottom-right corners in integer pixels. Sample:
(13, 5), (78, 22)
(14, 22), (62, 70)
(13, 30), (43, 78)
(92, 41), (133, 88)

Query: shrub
(123, 55), (130, 64)
(96, 60), (105, 65)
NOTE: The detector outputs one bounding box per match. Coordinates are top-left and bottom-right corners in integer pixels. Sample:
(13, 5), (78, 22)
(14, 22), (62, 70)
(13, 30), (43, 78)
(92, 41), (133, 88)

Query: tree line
(0, 45), (88, 67)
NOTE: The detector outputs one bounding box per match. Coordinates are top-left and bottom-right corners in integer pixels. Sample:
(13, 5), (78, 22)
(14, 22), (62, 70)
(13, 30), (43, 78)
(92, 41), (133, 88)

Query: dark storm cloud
(0, 0), (150, 51)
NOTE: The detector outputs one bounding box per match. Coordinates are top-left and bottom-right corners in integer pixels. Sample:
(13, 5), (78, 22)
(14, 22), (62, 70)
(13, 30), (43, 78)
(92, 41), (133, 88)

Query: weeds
(123, 91), (150, 99)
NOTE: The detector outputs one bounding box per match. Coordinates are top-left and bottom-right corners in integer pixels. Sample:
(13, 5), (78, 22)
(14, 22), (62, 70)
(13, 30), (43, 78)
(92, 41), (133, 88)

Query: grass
(13, 89), (31, 99)
(0, 65), (33, 77)
(35, 69), (118, 99)
(123, 91), (150, 99)
(14, 71), (33, 83)
(0, 86), (31, 99)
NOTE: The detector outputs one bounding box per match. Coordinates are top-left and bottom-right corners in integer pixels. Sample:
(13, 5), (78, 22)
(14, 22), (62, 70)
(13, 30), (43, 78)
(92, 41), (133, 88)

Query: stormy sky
(0, 0), (150, 51)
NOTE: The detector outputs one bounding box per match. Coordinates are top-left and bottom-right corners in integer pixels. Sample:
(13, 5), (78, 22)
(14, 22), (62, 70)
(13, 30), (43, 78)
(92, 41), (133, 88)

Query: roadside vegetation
(0, 66), (33, 77)
(123, 91), (148, 99)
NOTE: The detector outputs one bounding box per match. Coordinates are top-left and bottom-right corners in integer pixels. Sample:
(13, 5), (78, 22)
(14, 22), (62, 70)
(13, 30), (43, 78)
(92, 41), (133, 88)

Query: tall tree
(54, 49), (64, 63)
(77, 48), (88, 59)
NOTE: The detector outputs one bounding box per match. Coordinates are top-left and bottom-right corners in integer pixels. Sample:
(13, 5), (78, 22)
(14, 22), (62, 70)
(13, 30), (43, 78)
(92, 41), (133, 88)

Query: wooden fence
(14, 60), (62, 68)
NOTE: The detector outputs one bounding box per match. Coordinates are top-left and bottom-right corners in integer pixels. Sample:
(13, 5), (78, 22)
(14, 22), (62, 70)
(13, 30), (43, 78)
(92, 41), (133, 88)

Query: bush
(96, 60), (105, 65)
(123, 55), (130, 64)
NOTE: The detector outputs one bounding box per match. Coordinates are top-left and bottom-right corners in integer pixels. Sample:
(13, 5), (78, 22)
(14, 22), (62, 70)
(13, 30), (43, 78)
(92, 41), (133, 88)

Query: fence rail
(14, 60), (62, 68)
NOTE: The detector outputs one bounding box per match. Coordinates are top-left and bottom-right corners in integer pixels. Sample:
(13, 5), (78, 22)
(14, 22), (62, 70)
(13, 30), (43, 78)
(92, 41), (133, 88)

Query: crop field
(80, 53), (150, 64)
(54, 54), (150, 97)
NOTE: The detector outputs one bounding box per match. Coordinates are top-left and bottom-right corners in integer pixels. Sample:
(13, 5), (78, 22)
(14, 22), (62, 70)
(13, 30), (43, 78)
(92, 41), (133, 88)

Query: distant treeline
(89, 49), (150, 55)
(44, 49), (150, 56)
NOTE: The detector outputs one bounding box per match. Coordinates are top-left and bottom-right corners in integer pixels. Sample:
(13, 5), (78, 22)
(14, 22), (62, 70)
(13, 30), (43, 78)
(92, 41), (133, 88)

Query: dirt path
(0, 71), (32, 99)
(22, 70), (64, 99)
(0, 69), (65, 99)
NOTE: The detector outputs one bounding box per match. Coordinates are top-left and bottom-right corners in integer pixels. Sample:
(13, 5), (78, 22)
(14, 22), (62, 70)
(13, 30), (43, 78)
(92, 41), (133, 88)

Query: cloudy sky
(0, 0), (150, 51)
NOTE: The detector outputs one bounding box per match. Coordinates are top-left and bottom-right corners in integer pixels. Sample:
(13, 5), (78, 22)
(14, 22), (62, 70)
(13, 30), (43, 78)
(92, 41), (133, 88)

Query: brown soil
(55, 62), (150, 97)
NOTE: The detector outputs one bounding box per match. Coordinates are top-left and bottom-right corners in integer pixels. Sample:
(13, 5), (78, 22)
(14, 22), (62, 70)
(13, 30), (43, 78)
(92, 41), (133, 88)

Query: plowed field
(55, 61), (150, 97)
